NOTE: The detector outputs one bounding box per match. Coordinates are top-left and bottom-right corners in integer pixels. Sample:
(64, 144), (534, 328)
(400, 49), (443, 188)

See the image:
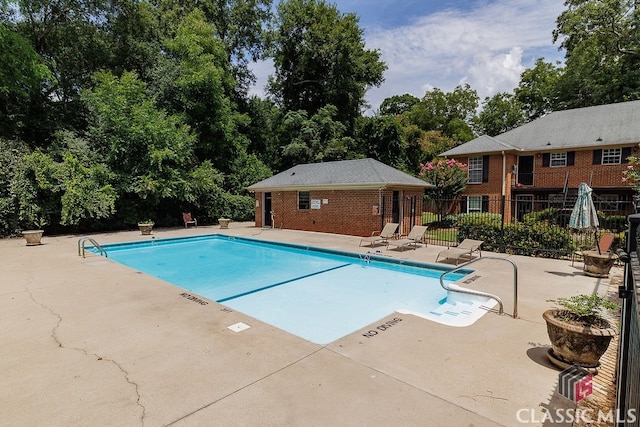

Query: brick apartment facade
(247, 159), (433, 237)
(440, 101), (640, 221)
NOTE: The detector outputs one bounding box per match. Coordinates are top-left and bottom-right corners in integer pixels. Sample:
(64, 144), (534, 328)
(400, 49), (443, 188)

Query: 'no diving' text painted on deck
(362, 317), (403, 338)
(179, 292), (209, 305)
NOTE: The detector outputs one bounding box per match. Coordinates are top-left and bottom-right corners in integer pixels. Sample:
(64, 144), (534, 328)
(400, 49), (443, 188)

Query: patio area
(0, 223), (620, 426)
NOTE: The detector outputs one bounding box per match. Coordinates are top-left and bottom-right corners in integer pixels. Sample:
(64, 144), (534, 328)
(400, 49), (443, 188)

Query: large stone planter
(218, 218), (231, 229)
(137, 223), (154, 235)
(543, 309), (616, 370)
(22, 230), (44, 246)
(582, 250), (616, 278)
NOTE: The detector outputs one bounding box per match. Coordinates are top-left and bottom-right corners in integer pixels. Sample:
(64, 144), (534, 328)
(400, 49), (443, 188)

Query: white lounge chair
(359, 223), (399, 248)
(436, 239), (483, 265)
(387, 225), (428, 251)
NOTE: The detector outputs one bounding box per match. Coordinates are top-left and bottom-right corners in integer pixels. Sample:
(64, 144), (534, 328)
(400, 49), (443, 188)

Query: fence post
(616, 213), (640, 426)
(627, 214), (640, 253)
(500, 195), (506, 253)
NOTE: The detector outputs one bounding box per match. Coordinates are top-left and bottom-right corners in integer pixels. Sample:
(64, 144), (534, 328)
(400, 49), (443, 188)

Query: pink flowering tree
(419, 158), (468, 199)
(623, 156), (640, 193)
(419, 158), (468, 219)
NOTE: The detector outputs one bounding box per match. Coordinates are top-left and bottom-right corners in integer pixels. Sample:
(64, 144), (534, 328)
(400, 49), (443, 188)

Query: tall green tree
(0, 22), (52, 140)
(153, 10), (242, 170)
(356, 115), (405, 169)
(83, 70), (218, 223)
(553, 0), (640, 106)
(278, 105), (358, 169)
(268, 0), (386, 131)
(406, 84), (478, 142)
(379, 94), (420, 116)
(514, 59), (563, 120)
(154, 0), (273, 95)
(12, 0), (114, 143)
(473, 92), (527, 136)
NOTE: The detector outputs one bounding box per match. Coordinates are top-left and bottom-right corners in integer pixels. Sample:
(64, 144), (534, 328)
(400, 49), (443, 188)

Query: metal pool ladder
(439, 256), (518, 318)
(78, 237), (108, 258)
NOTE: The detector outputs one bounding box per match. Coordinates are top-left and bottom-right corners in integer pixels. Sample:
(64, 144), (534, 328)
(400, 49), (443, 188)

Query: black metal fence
(616, 215), (640, 426)
(420, 196), (633, 257)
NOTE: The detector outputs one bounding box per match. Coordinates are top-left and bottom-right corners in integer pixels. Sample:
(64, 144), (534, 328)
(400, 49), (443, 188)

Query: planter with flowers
(137, 220), (154, 235)
(21, 215), (48, 246)
(543, 294), (618, 372)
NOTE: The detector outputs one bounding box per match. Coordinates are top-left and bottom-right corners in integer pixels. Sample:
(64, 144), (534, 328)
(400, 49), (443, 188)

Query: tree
(13, 0), (114, 144)
(268, 0), (386, 130)
(155, 0), (273, 95)
(420, 158), (468, 200)
(553, 0), (640, 106)
(278, 105), (358, 169)
(153, 9), (243, 172)
(406, 84), (478, 142)
(419, 158), (467, 220)
(83, 70), (214, 223)
(379, 94), (420, 116)
(0, 22), (52, 140)
(356, 115), (406, 169)
(473, 92), (527, 136)
(514, 59), (562, 120)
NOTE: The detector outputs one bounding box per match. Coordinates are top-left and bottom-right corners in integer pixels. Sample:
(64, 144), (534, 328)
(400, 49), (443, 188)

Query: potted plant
(137, 220), (154, 235)
(218, 218), (231, 229)
(21, 215), (48, 246)
(543, 294), (618, 371)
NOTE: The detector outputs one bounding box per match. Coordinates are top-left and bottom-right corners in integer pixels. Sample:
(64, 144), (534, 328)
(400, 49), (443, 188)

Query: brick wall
(253, 188), (424, 237)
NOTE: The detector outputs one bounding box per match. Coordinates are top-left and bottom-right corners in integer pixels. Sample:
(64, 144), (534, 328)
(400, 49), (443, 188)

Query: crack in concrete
(24, 286), (147, 425)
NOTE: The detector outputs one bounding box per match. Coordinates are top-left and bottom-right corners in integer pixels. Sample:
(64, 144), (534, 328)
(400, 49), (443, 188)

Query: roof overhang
(247, 182), (434, 192)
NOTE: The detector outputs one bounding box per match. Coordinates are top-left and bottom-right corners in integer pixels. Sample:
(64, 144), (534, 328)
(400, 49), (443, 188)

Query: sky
(249, 0), (566, 113)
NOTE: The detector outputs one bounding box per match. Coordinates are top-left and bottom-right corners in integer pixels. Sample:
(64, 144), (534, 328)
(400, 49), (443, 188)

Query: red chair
(182, 212), (197, 228)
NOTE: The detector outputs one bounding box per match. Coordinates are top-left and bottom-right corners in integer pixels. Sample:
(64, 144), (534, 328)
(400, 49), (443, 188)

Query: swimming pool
(99, 235), (494, 344)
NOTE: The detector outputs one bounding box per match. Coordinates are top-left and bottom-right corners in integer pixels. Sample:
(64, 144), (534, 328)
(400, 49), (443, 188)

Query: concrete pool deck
(1, 223), (619, 426)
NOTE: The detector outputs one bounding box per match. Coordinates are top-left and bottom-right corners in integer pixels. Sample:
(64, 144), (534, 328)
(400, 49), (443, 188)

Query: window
(550, 153), (567, 167)
(467, 195), (482, 213)
(298, 191), (310, 210)
(596, 195), (619, 212)
(468, 157), (483, 183)
(549, 194), (564, 209)
(602, 148), (622, 165)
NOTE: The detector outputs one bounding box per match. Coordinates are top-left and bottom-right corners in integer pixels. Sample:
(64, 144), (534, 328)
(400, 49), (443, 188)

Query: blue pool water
(99, 235), (487, 344)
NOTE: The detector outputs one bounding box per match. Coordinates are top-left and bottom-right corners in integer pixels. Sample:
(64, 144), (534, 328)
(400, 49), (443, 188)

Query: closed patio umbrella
(569, 182), (600, 252)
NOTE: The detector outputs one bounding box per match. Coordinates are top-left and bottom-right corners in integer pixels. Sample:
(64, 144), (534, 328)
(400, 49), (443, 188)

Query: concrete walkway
(1, 223), (619, 426)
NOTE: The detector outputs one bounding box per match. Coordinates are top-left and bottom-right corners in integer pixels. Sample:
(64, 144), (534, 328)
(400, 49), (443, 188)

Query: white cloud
(363, 0), (565, 112)
(248, 0), (566, 113)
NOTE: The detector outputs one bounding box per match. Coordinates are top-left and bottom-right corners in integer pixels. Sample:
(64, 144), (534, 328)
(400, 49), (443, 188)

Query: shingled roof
(441, 100), (640, 156)
(247, 158), (434, 191)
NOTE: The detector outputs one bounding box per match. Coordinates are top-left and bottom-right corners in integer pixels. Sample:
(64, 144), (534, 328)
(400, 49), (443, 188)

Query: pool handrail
(78, 237), (108, 258)
(439, 256), (518, 318)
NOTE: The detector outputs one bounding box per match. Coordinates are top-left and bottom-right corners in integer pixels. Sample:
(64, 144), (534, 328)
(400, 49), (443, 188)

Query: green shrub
(457, 220), (575, 257)
(504, 221), (574, 257)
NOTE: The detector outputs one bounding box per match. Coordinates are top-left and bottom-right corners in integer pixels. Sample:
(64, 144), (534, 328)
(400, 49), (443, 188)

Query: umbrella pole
(595, 229), (601, 255)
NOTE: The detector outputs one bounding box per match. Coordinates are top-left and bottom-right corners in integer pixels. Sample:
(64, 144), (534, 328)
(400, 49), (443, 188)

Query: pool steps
(78, 237), (108, 258)
(438, 256), (518, 319)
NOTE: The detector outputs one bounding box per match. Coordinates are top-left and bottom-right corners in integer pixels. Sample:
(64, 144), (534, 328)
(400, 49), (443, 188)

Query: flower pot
(543, 309), (616, 369)
(582, 250), (616, 277)
(22, 230), (44, 246)
(138, 223), (154, 235)
(218, 218), (231, 229)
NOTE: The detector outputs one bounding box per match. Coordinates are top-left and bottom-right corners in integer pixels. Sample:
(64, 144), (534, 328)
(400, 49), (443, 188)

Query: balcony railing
(512, 169), (630, 189)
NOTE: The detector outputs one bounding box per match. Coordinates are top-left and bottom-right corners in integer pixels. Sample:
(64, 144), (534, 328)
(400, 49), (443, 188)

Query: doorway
(517, 155), (534, 186)
(515, 195), (533, 221)
(264, 192), (272, 227)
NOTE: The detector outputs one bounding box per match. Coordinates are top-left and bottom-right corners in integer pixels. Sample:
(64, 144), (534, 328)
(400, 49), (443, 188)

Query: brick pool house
(247, 158), (434, 237)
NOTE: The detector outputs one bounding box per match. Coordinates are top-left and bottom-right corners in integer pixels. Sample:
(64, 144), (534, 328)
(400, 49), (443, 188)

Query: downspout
(501, 151), (507, 252)
(501, 151), (506, 197)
